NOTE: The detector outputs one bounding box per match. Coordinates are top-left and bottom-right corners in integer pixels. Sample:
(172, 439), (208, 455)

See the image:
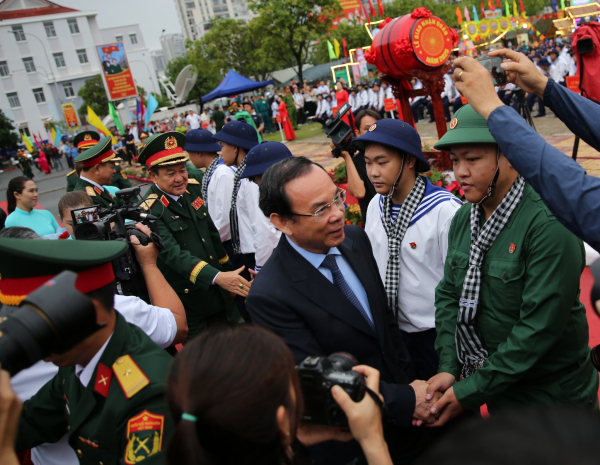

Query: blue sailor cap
(185, 129), (221, 153)
(241, 141), (293, 179)
(352, 119), (430, 172)
(212, 120), (259, 151)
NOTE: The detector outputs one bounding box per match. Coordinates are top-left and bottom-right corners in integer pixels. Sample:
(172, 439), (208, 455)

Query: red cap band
(77, 140), (98, 149)
(0, 262), (115, 298)
(82, 149), (115, 168)
(146, 147), (184, 167)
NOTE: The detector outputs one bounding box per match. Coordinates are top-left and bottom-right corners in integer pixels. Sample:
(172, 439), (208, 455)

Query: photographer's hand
(130, 223), (159, 268)
(489, 48), (549, 99)
(332, 365), (392, 465)
(0, 369), (22, 465)
(330, 141), (366, 200)
(453, 56), (504, 119)
(215, 266), (251, 297)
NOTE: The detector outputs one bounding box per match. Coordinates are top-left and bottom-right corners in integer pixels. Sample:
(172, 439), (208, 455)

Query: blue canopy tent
(201, 69), (273, 103)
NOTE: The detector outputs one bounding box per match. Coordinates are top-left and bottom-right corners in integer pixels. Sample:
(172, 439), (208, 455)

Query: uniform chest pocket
(486, 258), (526, 313)
(448, 249), (469, 290)
(166, 220), (188, 233)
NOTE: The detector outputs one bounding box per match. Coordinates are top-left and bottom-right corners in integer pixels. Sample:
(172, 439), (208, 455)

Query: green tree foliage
(77, 75), (108, 116)
(0, 110), (20, 150)
(166, 55), (220, 106)
(249, 0), (343, 83)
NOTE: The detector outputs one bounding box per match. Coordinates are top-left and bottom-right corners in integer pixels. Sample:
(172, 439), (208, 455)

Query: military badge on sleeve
(124, 410), (164, 464)
(192, 197), (204, 210)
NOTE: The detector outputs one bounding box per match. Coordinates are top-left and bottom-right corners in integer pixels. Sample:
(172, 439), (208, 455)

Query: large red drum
(366, 8), (457, 79)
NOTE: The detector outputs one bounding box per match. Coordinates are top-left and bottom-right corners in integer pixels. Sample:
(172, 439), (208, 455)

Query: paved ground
(1, 109), (597, 221)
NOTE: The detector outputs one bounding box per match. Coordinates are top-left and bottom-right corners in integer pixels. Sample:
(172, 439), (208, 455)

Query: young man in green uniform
(16, 150), (34, 179)
(212, 105), (226, 132)
(138, 131), (249, 339)
(66, 131), (101, 192)
(422, 105), (599, 426)
(3, 238), (173, 465)
(283, 87), (298, 130)
(254, 95), (274, 133)
(73, 137), (123, 208)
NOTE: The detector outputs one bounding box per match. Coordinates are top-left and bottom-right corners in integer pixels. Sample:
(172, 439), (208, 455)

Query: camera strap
(365, 386), (389, 423)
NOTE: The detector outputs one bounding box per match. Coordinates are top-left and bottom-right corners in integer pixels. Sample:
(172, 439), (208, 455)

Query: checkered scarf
(201, 156), (221, 202)
(457, 175), (525, 378)
(229, 158), (247, 255)
(382, 176), (425, 316)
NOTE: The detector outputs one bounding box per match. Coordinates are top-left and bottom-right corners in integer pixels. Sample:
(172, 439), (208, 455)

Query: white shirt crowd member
(11, 294), (178, 465)
(186, 112), (201, 130)
(271, 100), (280, 118)
(205, 159), (236, 242)
(316, 98), (331, 117)
(365, 178), (462, 332)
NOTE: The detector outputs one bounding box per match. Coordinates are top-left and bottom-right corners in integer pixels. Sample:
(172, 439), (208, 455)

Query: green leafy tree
(249, 0), (343, 83)
(77, 75), (109, 116)
(0, 110), (20, 150)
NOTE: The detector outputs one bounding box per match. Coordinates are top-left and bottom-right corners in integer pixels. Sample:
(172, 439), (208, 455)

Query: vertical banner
(354, 48), (370, 80)
(96, 42), (138, 101)
(61, 103), (80, 130)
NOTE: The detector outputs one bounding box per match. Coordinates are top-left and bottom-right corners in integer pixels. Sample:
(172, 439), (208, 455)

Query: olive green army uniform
(18, 156), (34, 179)
(74, 177), (123, 208)
(111, 163), (133, 190)
(283, 92), (297, 130)
(17, 313), (174, 465)
(186, 161), (205, 186)
(66, 170), (78, 192)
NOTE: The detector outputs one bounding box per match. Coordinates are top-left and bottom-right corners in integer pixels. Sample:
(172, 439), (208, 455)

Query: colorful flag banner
(108, 102), (124, 133)
(456, 6), (463, 24)
(333, 38), (341, 58)
(327, 40), (337, 60)
(144, 94), (159, 129)
(87, 106), (115, 143)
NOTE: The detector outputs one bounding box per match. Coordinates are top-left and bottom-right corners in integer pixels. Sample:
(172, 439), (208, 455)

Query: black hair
(259, 156), (326, 218)
(417, 407), (600, 465)
(0, 226), (41, 240)
(86, 281), (115, 312)
(355, 109), (382, 130)
(6, 176), (32, 214)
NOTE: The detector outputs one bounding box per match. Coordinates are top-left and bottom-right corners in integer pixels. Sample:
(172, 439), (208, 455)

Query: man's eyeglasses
(292, 189), (346, 222)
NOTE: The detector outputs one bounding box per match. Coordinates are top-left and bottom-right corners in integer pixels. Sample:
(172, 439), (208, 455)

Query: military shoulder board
(187, 178), (200, 185)
(140, 194), (158, 211)
(85, 186), (96, 197)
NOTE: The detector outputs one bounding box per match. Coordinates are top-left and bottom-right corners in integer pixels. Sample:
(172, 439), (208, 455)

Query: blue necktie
(321, 255), (375, 332)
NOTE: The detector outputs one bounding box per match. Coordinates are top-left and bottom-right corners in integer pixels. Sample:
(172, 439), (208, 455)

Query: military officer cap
(0, 237), (126, 306)
(74, 136), (121, 168)
(434, 105), (496, 151)
(212, 120), (260, 151)
(73, 130), (101, 150)
(185, 129), (221, 153)
(353, 118), (430, 172)
(241, 141), (293, 179)
(138, 131), (189, 168)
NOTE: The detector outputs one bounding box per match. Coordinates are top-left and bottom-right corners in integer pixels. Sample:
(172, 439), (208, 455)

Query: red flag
(519, 0), (525, 13)
(32, 133), (40, 148)
(377, 0), (385, 17)
(496, 0), (501, 8)
(456, 6), (463, 25)
(488, 0), (495, 11)
(37, 132), (44, 145)
(341, 37), (348, 58)
(481, 0), (485, 16)
(362, 3), (371, 23)
(368, 0), (376, 18)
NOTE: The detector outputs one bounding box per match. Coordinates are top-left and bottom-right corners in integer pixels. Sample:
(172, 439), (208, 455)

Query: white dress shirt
(206, 163), (236, 241)
(365, 182), (461, 332)
(186, 113), (201, 129)
(271, 101), (280, 118)
(235, 178), (258, 254)
(79, 175), (104, 192)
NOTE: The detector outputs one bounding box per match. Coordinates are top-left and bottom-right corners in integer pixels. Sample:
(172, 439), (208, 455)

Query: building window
(53, 52), (66, 68)
(186, 1), (195, 7)
(129, 34), (138, 45)
(43, 21), (56, 38)
(0, 61), (9, 77)
(67, 18), (80, 34)
(63, 82), (75, 98)
(12, 25), (26, 42)
(188, 18), (196, 25)
(7, 92), (20, 108)
(116, 35), (123, 42)
(77, 49), (88, 64)
(23, 57), (36, 73)
(33, 88), (46, 103)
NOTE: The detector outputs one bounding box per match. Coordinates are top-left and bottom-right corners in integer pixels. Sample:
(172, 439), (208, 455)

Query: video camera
(297, 352), (366, 426)
(0, 271), (104, 376)
(323, 102), (355, 158)
(73, 186), (164, 302)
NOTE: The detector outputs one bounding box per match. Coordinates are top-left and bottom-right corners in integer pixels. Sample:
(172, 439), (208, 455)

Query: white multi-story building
(160, 33), (186, 63)
(151, 50), (167, 75)
(173, 0), (254, 40)
(100, 25), (158, 95)
(0, 0), (156, 139)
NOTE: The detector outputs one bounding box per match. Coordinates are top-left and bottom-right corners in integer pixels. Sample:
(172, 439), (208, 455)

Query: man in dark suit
(246, 157), (435, 465)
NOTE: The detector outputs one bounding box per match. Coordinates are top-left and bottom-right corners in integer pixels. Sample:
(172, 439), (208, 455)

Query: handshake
(410, 372), (466, 427)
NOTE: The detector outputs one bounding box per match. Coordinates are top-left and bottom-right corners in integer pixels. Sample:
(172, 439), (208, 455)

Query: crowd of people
(2, 38), (600, 465)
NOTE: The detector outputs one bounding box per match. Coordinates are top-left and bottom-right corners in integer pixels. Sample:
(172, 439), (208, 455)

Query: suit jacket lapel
(278, 236), (376, 338)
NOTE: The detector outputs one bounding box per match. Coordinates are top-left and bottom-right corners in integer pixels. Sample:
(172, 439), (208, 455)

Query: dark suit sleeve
(246, 291), (324, 364)
(379, 381), (416, 426)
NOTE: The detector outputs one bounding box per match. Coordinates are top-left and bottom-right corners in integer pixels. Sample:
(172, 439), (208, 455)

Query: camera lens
(590, 345), (600, 372)
(327, 352), (359, 372)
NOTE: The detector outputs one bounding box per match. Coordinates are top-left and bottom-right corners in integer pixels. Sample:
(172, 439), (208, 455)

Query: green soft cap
(434, 105), (497, 151)
(0, 238), (127, 279)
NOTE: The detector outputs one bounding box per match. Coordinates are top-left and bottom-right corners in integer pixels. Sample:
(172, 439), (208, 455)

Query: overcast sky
(59, 0), (182, 51)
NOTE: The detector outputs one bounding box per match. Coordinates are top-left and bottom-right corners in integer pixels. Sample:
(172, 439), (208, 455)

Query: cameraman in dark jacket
(329, 110), (380, 222)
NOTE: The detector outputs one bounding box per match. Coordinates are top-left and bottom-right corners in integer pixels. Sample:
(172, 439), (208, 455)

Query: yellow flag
(87, 106), (116, 144)
(333, 38), (341, 58)
(50, 127), (56, 145)
(512, 0), (518, 16)
(22, 133), (34, 152)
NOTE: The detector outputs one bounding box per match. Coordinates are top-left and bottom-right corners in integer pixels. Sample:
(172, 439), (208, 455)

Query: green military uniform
(17, 154), (34, 179)
(66, 169), (78, 192)
(254, 98), (274, 133)
(0, 238), (174, 465)
(186, 161), (204, 186)
(434, 106), (599, 413)
(112, 163), (133, 190)
(212, 108), (226, 132)
(283, 92), (297, 130)
(74, 137), (123, 208)
(139, 132), (239, 339)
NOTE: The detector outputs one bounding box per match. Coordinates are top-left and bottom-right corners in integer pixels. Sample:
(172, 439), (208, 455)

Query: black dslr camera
(323, 102), (355, 158)
(0, 271), (104, 376)
(73, 186), (164, 302)
(297, 352), (366, 426)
